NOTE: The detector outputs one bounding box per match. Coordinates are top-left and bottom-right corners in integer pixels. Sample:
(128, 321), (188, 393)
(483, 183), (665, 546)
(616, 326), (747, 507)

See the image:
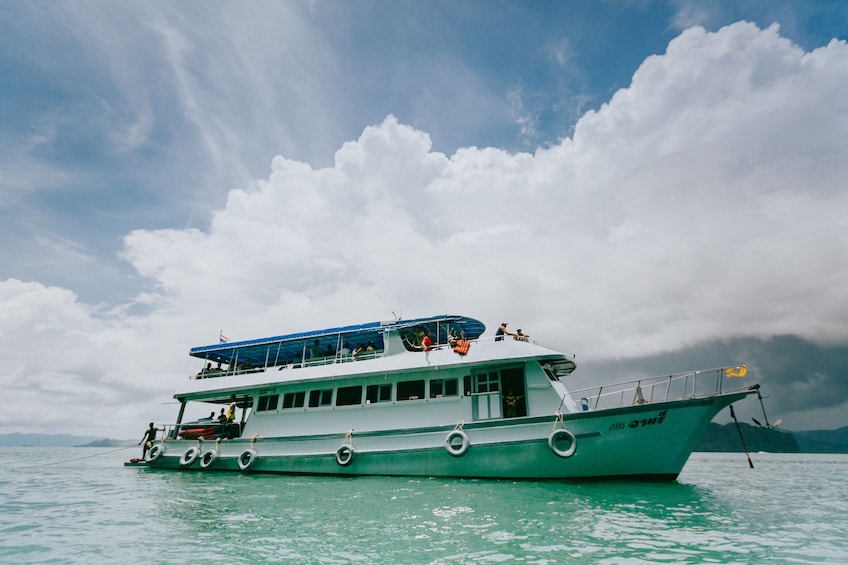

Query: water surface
(1, 449), (845, 563)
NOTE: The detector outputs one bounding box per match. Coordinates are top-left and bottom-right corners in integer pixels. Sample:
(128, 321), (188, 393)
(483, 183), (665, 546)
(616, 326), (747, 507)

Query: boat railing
(567, 365), (748, 411)
(190, 349), (389, 379)
(190, 332), (547, 380)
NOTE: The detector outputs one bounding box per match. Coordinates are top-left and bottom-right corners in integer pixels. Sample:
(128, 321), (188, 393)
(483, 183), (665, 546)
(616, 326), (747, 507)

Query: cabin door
(471, 370), (501, 420)
(500, 367), (527, 418)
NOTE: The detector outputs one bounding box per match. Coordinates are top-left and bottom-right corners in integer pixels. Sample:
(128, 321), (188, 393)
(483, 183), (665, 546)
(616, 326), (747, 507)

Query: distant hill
(696, 423), (848, 453)
(792, 427), (848, 453)
(0, 433), (106, 447)
(0, 433), (133, 448)
(78, 438), (137, 447)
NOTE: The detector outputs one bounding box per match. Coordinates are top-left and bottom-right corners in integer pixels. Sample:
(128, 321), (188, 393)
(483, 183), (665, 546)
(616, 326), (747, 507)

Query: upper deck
(175, 315), (574, 402)
(189, 314), (486, 371)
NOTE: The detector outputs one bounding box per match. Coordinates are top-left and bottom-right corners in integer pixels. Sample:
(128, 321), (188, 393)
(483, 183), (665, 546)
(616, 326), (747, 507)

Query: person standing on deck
(412, 327), (424, 347)
(421, 330), (433, 352)
(138, 422), (161, 459)
(495, 322), (513, 341)
(227, 396), (237, 423)
(504, 391), (523, 418)
(447, 329), (458, 347)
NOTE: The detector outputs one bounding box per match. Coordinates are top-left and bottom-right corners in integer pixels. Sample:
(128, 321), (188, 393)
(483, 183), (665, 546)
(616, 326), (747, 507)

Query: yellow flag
(726, 365), (747, 378)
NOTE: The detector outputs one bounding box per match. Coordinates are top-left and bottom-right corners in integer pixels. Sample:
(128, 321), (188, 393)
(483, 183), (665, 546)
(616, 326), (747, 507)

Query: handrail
(190, 349), (390, 379)
(190, 332), (550, 380)
(568, 365), (747, 412)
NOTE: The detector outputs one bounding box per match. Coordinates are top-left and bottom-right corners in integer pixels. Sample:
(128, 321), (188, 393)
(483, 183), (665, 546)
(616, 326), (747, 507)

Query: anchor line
(729, 404), (754, 469)
(19, 445), (136, 469)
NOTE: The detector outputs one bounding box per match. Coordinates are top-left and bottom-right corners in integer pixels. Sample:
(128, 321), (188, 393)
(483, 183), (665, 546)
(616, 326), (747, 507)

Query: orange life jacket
(453, 340), (470, 355)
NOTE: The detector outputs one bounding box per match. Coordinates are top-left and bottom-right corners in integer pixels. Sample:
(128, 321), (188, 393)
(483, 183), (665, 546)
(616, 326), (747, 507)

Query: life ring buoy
(146, 443), (165, 463)
(180, 446), (200, 467)
(199, 450), (218, 469)
(335, 444), (356, 466)
(548, 429), (577, 458)
(444, 430), (469, 457)
(237, 449), (257, 471)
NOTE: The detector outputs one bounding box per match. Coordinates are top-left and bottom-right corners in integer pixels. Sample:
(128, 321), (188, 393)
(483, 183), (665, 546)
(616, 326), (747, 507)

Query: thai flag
(219, 330), (230, 344)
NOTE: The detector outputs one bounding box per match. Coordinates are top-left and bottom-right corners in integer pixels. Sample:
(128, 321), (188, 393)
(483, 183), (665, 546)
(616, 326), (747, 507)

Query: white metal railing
(189, 334), (549, 380)
(566, 365), (748, 412)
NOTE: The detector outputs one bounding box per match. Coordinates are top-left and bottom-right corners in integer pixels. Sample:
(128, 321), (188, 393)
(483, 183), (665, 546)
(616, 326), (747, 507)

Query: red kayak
(177, 421), (223, 439)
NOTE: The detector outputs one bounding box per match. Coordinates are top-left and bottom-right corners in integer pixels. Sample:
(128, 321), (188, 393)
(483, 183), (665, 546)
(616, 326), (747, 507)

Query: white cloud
(123, 20), (848, 355)
(3, 22), (848, 437)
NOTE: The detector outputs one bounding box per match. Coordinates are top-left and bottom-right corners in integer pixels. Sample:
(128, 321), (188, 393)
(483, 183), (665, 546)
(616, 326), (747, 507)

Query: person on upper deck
(310, 340), (323, 359)
(495, 322), (514, 341)
(421, 330), (433, 352)
(514, 328), (530, 342)
(352, 344), (365, 359)
(412, 327), (424, 347)
(447, 329), (458, 347)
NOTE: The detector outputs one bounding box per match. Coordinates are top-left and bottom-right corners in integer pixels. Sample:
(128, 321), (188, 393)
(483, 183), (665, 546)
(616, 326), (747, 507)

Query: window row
(256, 377), (461, 412)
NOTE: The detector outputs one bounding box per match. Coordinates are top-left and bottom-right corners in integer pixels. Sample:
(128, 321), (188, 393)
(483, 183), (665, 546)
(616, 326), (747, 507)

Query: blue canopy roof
(189, 314), (486, 367)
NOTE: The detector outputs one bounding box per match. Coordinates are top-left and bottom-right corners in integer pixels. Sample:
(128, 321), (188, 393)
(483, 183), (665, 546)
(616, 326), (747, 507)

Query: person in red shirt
(421, 330), (433, 352)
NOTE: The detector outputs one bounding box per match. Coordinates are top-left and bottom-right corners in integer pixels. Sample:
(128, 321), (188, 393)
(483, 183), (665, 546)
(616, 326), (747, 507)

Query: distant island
(0, 433), (136, 448)
(1, 425), (846, 452)
(696, 423), (848, 453)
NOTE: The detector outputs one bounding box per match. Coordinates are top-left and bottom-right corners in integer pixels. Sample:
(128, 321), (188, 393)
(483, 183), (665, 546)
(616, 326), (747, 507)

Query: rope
(19, 445), (136, 469)
(729, 404), (754, 469)
(552, 410), (565, 431)
(453, 420), (465, 431)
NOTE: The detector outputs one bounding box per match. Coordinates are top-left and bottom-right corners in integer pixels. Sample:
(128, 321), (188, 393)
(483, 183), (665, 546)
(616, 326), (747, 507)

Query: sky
(2, 0), (848, 439)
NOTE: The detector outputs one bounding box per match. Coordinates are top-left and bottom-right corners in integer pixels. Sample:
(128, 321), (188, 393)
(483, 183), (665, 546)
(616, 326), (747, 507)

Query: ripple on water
(0, 449), (847, 563)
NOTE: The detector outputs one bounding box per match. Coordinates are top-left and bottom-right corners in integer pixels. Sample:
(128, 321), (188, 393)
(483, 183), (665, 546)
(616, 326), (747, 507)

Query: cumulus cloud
(126, 23), (848, 354)
(3, 22), (848, 436)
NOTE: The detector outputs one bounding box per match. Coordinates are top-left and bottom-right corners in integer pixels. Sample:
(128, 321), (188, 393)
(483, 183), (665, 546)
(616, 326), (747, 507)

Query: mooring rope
(18, 445), (136, 469)
(552, 410), (565, 431)
(729, 404), (754, 469)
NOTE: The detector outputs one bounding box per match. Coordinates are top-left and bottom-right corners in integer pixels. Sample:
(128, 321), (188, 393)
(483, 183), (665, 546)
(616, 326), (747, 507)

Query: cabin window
(336, 385), (363, 406)
(256, 394), (279, 412)
(282, 391), (306, 409)
(397, 379), (425, 401)
(430, 378), (458, 398)
(475, 371), (500, 393)
(308, 389), (333, 408)
(366, 384), (392, 404)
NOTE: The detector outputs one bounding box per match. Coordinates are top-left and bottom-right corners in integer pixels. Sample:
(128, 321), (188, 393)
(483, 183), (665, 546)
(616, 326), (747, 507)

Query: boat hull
(142, 391), (748, 480)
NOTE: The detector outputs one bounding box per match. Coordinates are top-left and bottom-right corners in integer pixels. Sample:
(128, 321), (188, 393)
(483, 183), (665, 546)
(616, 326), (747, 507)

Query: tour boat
(131, 314), (759, 480)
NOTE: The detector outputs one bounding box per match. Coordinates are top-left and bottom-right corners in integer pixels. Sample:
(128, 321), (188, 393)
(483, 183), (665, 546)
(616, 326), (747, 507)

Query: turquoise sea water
(0, 448), (846, 564)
